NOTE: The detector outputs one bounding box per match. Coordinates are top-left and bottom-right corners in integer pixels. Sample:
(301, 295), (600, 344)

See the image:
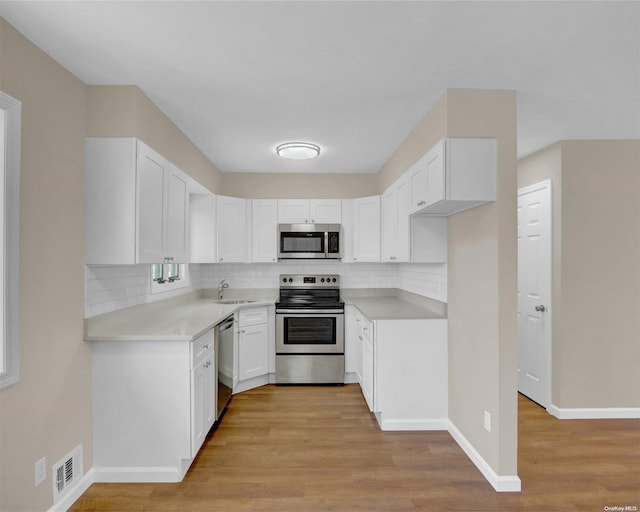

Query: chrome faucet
(218, 279), (229, 300)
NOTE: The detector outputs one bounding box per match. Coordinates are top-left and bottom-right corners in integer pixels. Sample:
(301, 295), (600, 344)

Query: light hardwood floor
(71, 385), (640, 511)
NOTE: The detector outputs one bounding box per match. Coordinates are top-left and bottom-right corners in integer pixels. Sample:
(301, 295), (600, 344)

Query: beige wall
(379, 88), (518, 477)
(87, 85), (223, 194)
(377, 92), (448, 191)
(519, 140), (640, 409)
(0, 19), (91, 512)
(220, 172), (378, 199)
(445, 89), (518, 476)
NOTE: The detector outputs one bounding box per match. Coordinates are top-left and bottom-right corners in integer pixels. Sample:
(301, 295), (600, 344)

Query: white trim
(517, 179), (552, 197)
(376, 414), (449, 431)
(92, 465), (185, 483)
(47, 468), (95, 512)
(0, 91), (21, 389)
(447, 421), (521, 492)
(548, 404), (640, 419)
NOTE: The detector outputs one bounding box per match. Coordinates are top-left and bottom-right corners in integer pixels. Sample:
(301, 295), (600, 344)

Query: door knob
(535, 305), (546, 312)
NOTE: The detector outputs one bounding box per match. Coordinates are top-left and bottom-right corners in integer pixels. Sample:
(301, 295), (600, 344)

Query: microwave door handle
(324, 231), (329, 258)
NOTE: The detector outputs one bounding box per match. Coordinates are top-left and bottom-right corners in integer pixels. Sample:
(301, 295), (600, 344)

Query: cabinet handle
(203, 344), (210, 350)
(358, 335), (363, 340)
(305, 219), (309, 223)
(164, 256), (174, 262)
(353, 257), (357, 261)
(311, 219), (315, 223)
(219, 257), (224, 262)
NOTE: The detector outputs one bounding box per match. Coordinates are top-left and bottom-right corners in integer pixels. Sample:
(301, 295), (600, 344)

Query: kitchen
(0, 3), (638, 512)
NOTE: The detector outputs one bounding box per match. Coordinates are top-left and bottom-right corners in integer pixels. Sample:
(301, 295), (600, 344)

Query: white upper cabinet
(85, 138), (189, 265)
(190, 193), (217, 263)
(408, 138), (496, 216)
(351, 195), (381, 262)
(309, 199), (342, 223)
(216, 195), (248, 263)
(382, 176), (411, 262)
(277, 199), (341, 224)
(251, 199), (278, 263)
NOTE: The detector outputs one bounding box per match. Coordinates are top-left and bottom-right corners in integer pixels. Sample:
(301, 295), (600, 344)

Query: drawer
(238, 306), (268, 327)
(191, 328), (214, 368)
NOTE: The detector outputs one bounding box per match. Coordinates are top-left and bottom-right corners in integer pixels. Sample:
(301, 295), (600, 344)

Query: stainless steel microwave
(278, 224), (341, 259)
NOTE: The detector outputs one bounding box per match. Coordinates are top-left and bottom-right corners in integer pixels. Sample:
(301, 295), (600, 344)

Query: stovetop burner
(276, 274), (343, 310)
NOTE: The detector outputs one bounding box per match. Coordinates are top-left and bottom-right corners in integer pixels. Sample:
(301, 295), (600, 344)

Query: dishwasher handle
(218, 316), (234, 332)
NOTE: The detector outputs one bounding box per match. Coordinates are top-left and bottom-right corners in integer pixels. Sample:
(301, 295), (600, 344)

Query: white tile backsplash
(85, 264), (196, 318)
(86, 261), (447, 318)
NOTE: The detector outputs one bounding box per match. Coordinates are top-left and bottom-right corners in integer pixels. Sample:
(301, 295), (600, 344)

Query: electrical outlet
(484, 410), (491, 432)
(35, 457), (46, 486)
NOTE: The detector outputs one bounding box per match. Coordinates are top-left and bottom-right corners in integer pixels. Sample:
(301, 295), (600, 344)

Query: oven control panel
(279, 274), (340, 288)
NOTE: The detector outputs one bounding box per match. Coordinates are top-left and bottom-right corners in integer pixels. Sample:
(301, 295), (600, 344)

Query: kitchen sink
(216, 299), (256, 305)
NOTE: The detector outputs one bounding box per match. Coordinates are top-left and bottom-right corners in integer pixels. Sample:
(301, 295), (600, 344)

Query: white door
(517, 180), (552, 408)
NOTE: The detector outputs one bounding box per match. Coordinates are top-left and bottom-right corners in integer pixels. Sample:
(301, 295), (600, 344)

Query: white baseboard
(47, 468), (96, 512)
(92, 465), (184, 483)
(447, 421), (521, 492)
(548, 404), (640, 419)
(344, 372), (358, 384)
(377, 414), (449, 431)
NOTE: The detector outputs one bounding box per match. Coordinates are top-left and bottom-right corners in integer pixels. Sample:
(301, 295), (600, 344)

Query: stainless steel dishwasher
(215, 314), (234, 420)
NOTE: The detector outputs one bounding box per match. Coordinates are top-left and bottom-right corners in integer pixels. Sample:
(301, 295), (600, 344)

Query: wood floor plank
(70, 386), (640, 512)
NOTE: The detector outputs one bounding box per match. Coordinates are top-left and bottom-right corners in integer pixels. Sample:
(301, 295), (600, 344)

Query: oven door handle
(276, 309), (344, 315)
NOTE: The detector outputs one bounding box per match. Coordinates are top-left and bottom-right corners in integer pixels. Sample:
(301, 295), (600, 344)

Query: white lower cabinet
(92, 328), (216, 482)
(235, 306), (273, 393)
(349, 306), (448, 430)
(191, 334), (216, 457)
(344, 305), (358, 381)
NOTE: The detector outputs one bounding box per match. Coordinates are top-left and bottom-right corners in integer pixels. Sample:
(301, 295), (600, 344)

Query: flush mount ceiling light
(276, 142), (321, 160)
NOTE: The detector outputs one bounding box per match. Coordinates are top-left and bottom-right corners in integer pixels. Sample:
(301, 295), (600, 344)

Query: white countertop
(84, 291), (276, 342)
(342, 289), (447, 321)
(84, 288), (446, 343)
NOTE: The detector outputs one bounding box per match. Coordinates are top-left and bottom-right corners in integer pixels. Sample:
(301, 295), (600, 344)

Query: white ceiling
(1, 1), (639, 174)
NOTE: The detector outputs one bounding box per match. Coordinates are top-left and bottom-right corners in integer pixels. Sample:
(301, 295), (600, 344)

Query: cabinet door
(217, 196), (247, 262)
(408, 162), (428, 215)
(424, 141), (446, 208)
(238, 323), (269, 381)
(191, 352), (215, 458)
(395, 178), (411, 262)
(381, 187), (398, 262)
(191, 358), (206, 457)
(251, 200), (278, 262)
(277, 199), (309, 224)
(166, 168), (189, 263)
(309, 199), (342, 224)
(190, 194), (217, 263)
(362, 334), (374, 412)
(354, 309), (364, 385)
(137, 143), (168, 263)
(344, 305), (358, 374)
(352, 196), (381, 262)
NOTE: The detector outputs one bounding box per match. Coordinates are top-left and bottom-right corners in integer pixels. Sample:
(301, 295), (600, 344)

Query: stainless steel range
(275, 274), (345, 384)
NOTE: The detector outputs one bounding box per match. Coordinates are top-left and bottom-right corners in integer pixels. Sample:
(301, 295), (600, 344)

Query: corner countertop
(84, 289), (277, 342)
(84, 288), (446, 343)
(341, 289), (447, 321)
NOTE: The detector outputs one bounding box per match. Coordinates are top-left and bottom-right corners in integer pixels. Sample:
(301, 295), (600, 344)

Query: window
(0, 91), (21, 389)
(150, 263), (189, 294)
